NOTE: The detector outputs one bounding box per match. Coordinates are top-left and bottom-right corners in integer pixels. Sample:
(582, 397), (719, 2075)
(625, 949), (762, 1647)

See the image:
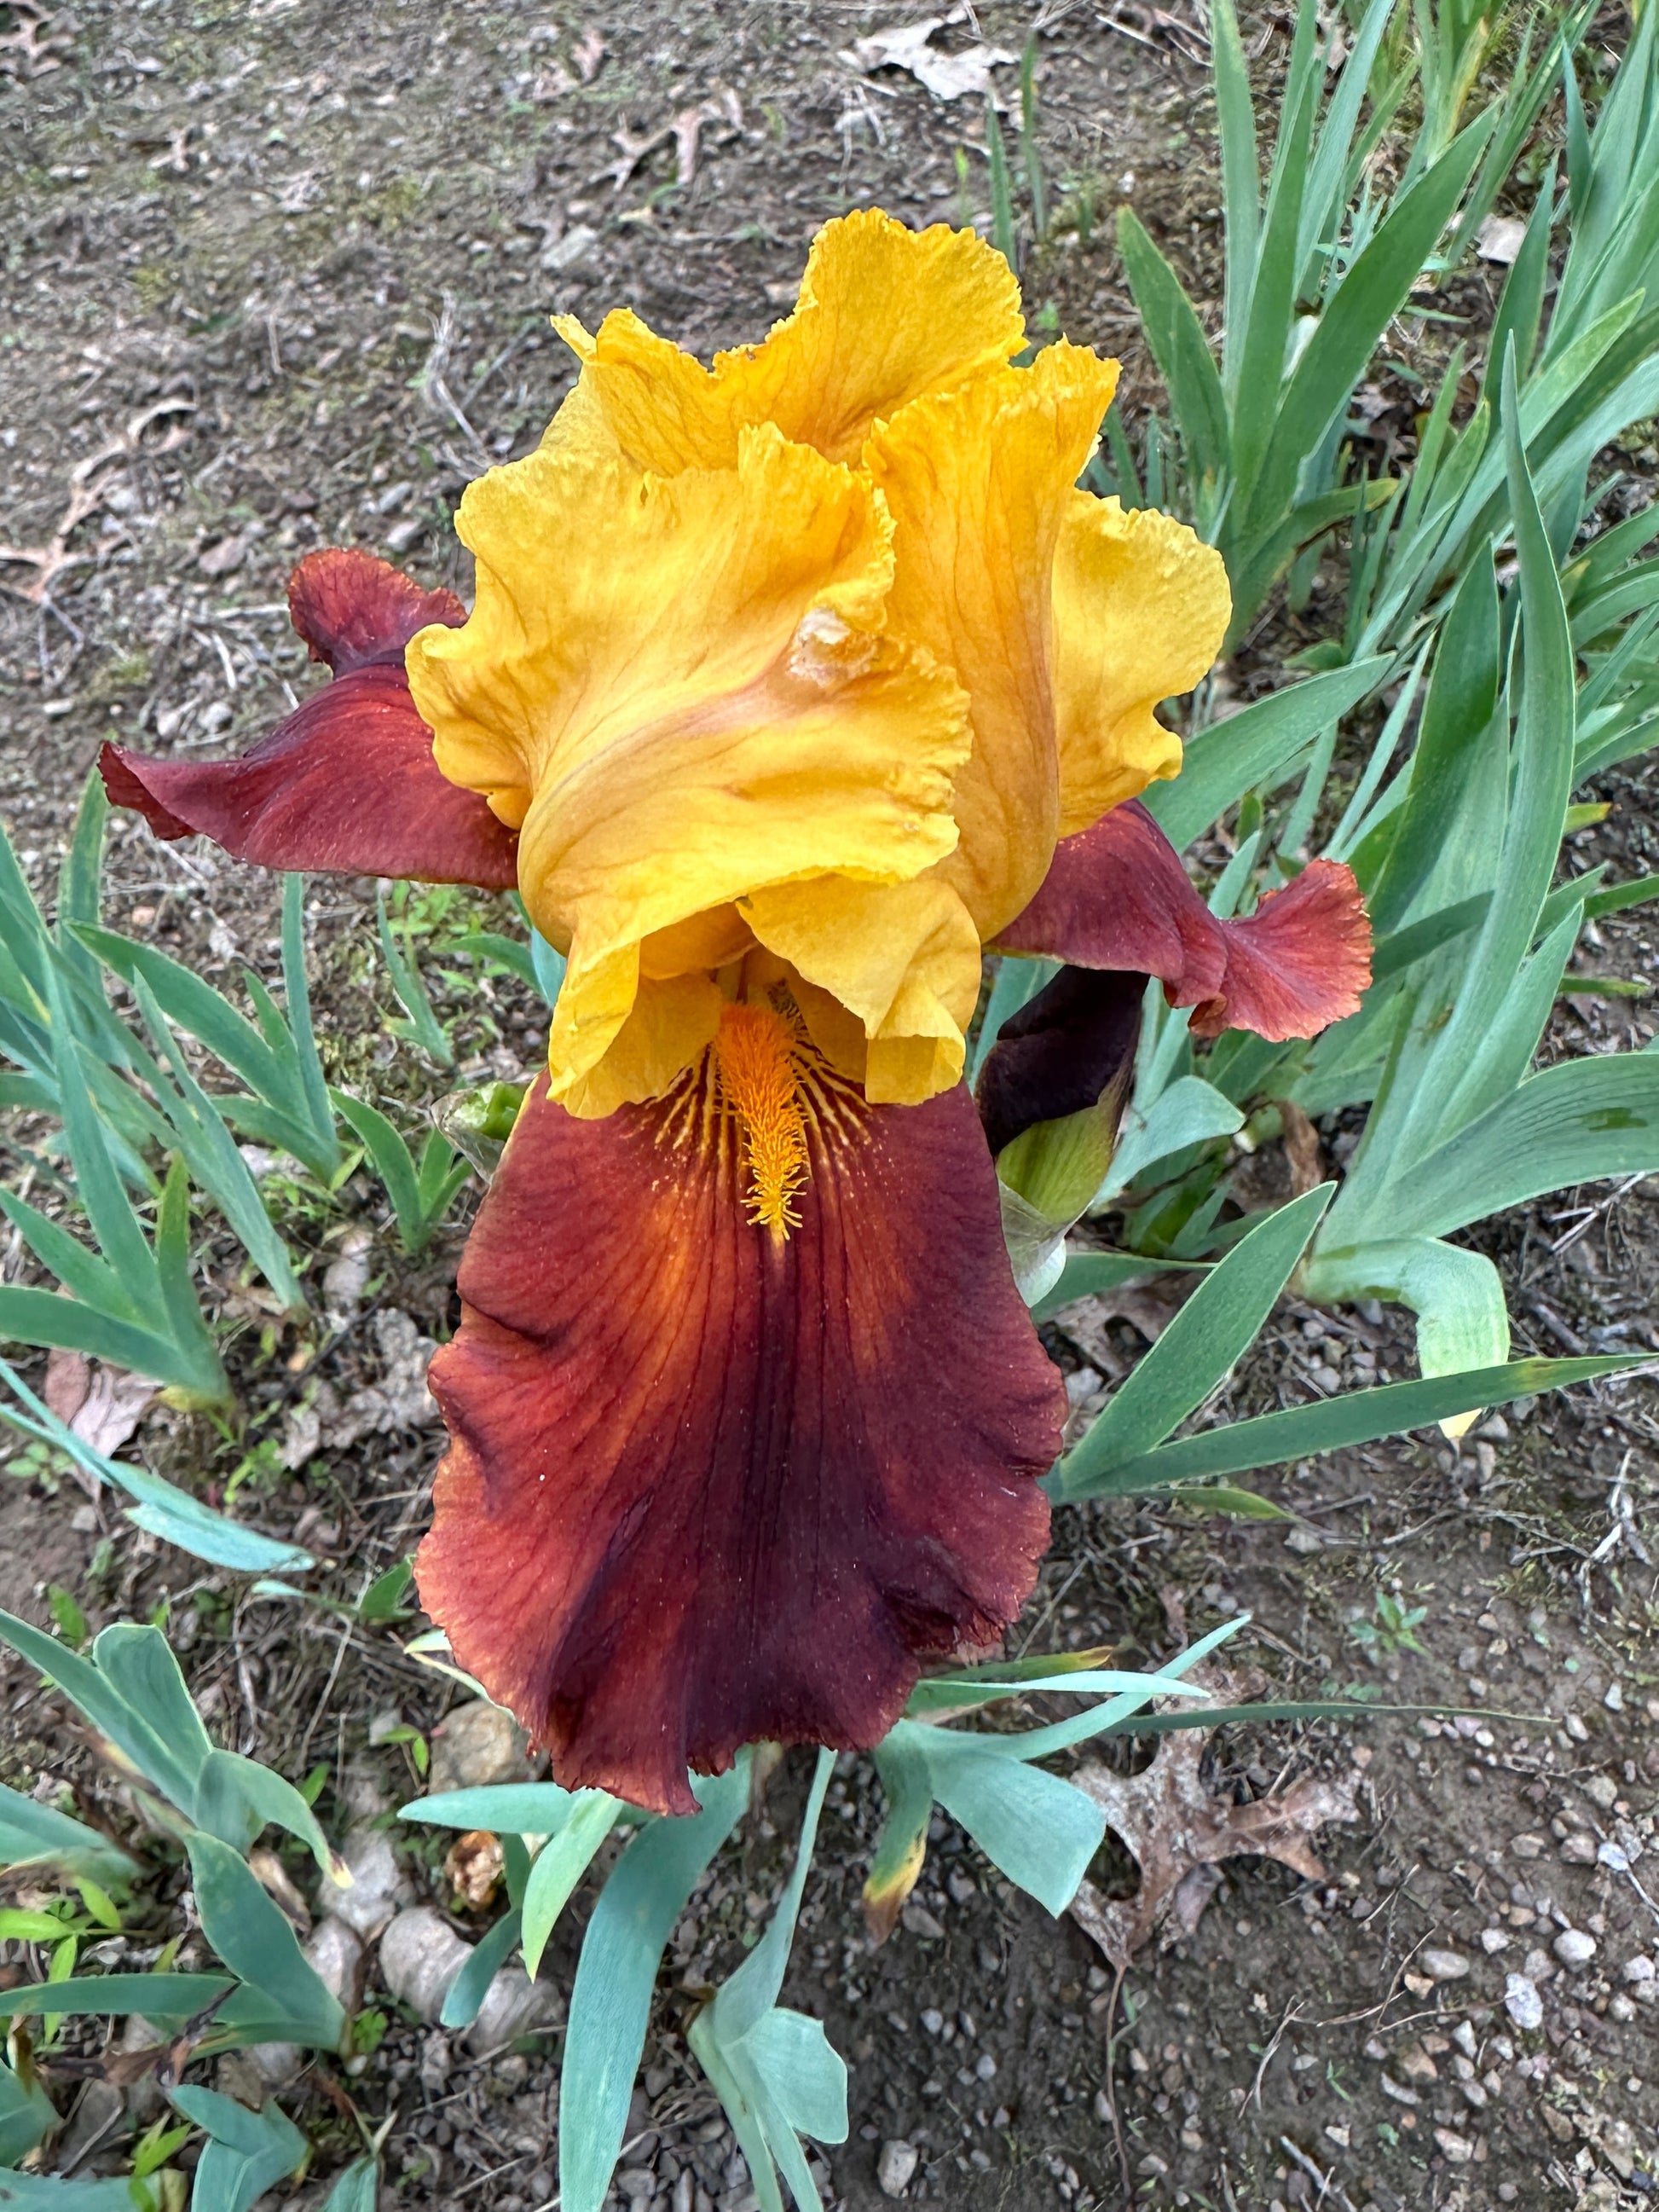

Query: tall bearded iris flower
(103, 213), (1370, 1815)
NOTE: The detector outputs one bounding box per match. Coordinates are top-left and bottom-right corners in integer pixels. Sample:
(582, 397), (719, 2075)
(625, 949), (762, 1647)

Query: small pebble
(877, 2140), (918, 2198)
(1433, 2128), (1474, 2163)
(1554, 1928), (1597, 1967)
(1420, 1948), (1471, 1982)
(1584, 1774), (1619, 1810)
(1624, 1956), (1656, 1984)
(1504, 1974), (1544, 2031)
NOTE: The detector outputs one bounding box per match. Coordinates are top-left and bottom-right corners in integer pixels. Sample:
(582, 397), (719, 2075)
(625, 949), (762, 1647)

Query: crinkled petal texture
(406, 423), (976, 1116)
(1052, 495), (1233, 837)
(418, 1062), (1062, 1816)
(998, 800), (1373, 1039)
(550, 208), (1027, 473)
(100, 550), (520, 889)
(405, 211), (1239, 1111)
(866, 343), (1123, 941)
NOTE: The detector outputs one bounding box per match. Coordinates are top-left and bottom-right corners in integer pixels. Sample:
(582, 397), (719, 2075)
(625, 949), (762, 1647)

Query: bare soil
(3, 4), (1659, 2212)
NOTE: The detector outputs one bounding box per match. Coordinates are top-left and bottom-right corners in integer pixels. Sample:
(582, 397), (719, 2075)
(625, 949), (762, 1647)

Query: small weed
(3, 1438), (66, 1492)
(85, 650), (153, 704)
(45, 1585), (88, 1648)
(1349, 1591), (1431, 1659)
(223, 1435), (286, 1503)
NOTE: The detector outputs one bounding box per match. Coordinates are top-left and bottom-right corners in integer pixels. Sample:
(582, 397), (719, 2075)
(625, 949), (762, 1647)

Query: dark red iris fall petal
(99, 548), (519, 890)
(996, 800), (1372, 1041)
(417, 1068), (1063, 1816)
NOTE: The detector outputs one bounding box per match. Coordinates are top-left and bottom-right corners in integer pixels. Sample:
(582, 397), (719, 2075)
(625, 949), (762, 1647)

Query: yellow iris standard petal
(406, 422), (971, 1110)
(1052, 494), (1233, 837)
(712, 209), (1026, 463)
(545, 309), (732, 473)
(543, 210), (1026, 481)
(742, 873), (983, 1105)
(867, 339), (1122, 942)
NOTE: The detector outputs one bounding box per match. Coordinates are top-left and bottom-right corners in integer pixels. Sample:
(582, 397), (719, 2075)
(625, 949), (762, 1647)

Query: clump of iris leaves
(6, 1), (1659, 2204)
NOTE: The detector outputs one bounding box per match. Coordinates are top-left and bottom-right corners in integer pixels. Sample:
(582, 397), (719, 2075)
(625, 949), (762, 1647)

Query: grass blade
(282, 873), (340, 1173)
(1064, 1354), (1639, 1498)
(1054, 1185), (1332, 1497)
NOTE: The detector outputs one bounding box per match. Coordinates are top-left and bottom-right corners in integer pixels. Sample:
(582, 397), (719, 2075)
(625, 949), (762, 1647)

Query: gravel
(1420, 1947), (1472, 1982)
(427, 1699), (535, 1794)
(877, 2140), (919, 2198)
(1505, 1975), (1545, 2031)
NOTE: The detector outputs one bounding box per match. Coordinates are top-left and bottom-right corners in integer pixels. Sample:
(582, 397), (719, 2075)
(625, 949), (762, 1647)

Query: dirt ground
(4, 3), (1659, 2209)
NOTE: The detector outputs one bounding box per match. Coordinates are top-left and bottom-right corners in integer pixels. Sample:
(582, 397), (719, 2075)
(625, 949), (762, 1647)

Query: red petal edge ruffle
(100, 549), (519, 890)
(996, 801), (1373, 1042)
(418, 1066), (1063, 1815)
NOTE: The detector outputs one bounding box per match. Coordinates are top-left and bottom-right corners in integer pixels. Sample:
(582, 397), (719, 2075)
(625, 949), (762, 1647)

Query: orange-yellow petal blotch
(713, 1002), (810, 1237)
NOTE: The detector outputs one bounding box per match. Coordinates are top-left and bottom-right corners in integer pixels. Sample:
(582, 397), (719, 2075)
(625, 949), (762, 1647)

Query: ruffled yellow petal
(546, 309), (731, 474)
(867, 340), (1121, 941)
(743, 874), (983, 1105)
(713, 210), (1026, 463)
(1053, 495), (1232, 837)
(406, 423), (971, 1109)
(546, 211), (1026, 479)
(558, 970), (725, 1119)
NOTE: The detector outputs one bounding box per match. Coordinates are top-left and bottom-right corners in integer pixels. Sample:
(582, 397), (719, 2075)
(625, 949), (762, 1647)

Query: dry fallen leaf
(1066, 1668), (1360, 1968)
(841, 18), (1016, 103)
(250, 1845), (313, 1934)
(1057, 1281), (1185, 1381)
(1477, 213), (1528, 266)
(1280, 1099), (1324, 1196)
(42, 1350), (158, 1459)
(444, 1828), (506, 1910)
(602, 87), (742, 191)
(0, 3), (72, 80)
(572, 26), (606, 81)
(322, 1310), (440, 1449)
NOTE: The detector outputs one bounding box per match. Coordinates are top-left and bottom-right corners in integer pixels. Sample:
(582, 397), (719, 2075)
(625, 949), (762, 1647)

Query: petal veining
(545, 211), (1027, 478)
(997, 800), (1373, 1041)
(418, 1063), (1061, 1815)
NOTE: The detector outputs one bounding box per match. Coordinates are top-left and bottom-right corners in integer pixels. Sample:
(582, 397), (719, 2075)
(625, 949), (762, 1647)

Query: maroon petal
(996, 801), (1372, 1042)
(286, 544), (465, 673)
(100, 549), (520, 889)
(417, 1064), (1062, 1816)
